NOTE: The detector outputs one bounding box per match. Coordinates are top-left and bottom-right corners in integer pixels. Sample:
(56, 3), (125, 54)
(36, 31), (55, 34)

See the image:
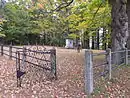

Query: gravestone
(65, 39), (74, 49)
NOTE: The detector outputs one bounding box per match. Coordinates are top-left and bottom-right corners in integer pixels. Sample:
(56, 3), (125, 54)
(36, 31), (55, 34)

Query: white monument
(65, 39), (74, 48)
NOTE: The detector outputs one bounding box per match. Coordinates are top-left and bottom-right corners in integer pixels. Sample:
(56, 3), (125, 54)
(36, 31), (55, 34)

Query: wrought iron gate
(16, 46), (57, 87)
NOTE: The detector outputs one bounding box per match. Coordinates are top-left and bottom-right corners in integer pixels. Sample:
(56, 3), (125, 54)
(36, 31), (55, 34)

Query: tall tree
(109, 0), (128, 64)
(0, 0), (6, 8)
(126, 1), (130, 51)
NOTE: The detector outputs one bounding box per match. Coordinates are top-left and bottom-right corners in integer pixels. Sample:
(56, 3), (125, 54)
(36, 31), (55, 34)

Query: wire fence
(85, 48), (130, 94)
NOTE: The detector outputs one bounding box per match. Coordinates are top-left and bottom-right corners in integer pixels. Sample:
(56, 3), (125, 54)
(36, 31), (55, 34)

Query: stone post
(85, 50), (93, 94)
(125, 48), (128, 65)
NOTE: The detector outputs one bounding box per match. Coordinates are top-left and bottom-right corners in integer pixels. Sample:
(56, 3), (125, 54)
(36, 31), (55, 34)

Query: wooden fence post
(108, 48), (112, 80)
(85, 50), (93, 94)
(16, 52), (19, 87)
(50, 47), (57, 79)
(1, 44), (3, 56)
(9, 45), (12, 59)
(125, 48), (128, 65)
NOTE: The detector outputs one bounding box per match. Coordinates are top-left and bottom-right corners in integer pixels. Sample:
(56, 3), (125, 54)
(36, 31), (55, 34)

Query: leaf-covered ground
(92, 65), (130, 98)
(0, 47), (130, 98)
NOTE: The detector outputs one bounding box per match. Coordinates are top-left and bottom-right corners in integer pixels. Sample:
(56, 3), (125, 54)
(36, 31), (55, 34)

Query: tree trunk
(83, 39), (89, 49)
(126, 0), (130, 52)
(109, 0), (128, 64)
(96, 30), (100, 50)
(83, 31), (90, 49)
(92, 36), (95, 49)
(0, 0), (6, 8)
(102, 28), (107, 50)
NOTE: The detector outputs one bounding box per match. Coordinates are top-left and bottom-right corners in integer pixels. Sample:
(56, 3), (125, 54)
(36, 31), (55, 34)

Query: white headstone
(65, 39), (74, 48)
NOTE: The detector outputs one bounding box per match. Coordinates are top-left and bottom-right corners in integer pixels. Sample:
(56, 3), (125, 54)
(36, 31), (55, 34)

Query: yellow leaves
(92, 7), (105, 13)
(37, 3), (44, 9)
(67, 14), (82, 30)
(67, 13), (89, 30)
(68, 0), (111, 32)
(0, 20), (2, 24)
(30, 0), (49, 10)
(68, 33), (79, 39)
(75, 0), (86, 3)
(0, 18), (6, 24)
(0, 33), (5, 37)
(35, 0), (48, 9)
(67, 14), (81, 22)
(78, 21), (88, 29)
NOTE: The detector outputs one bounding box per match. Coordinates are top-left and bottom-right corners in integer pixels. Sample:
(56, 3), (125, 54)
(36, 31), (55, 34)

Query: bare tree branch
(35, 0), (74, 14)
(90, 2), (103, 24)
(53, 0), (74, 11)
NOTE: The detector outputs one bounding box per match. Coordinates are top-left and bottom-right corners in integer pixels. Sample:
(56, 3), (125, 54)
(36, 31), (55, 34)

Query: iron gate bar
(27, 49), (51, 54)
(3, 52), (10, 56)
(17, 50), (51, 63)
(22, 53), (51, 62)
(17, 50), (51, 54)
(12, 46), (23, 50)
(3, 49), (9, 52)
(3, 45), (10, 47)
(17, 51), (20, 87)
(16, 51), (26, 87)
(15, 57), (51, 71)
(11, 55), (18, 59)
(0, 44), (3, 56)
(23, 60), (51, 70)
(12, 51), (17, 53)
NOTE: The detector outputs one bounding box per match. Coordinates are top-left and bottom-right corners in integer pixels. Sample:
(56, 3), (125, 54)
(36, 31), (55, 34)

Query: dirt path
(0, 49), (87, 98)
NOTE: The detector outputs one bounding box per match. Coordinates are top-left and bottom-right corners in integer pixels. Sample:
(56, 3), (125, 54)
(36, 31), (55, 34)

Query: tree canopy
(0, 0), (111, 48)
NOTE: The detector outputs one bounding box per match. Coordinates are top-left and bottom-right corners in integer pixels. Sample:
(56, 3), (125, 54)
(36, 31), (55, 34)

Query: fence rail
(85, 48), (130, 94)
